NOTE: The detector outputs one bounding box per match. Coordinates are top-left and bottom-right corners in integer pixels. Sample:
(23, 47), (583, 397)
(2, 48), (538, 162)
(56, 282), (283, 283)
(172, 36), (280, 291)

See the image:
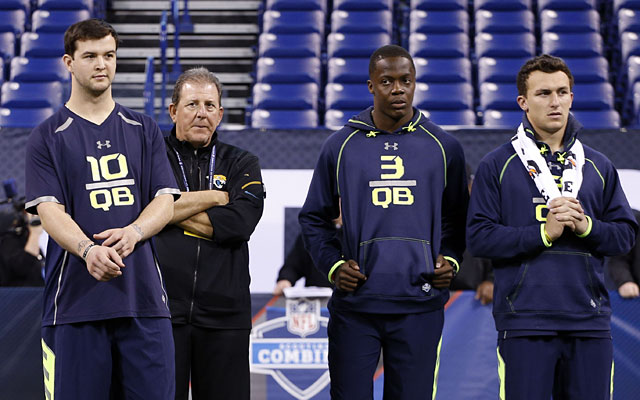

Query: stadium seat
(538, 0), (595, 11)
(571, 110), (620, 128)
(540, 10), (599, 33)
(478, 57), (529, 83)
(475, 32), (535, 58)
(10, 57), (70, 83)
(36, 0), (92, 10)
(256, 57), (321, 84)
(482, 109), (522, 128)
(409, 32), (469, 58)
(475, 10), (534, 34)
(0, 107), (54, 128)
(332, 10), (392, 34)
(325, 83), (372, 110)
(570, 82), (615, 110)
(615, 0), (640, 13)
(327, 57), (369, 83)
(0, 32), (15, 62)
(413, 82), (474, 110)
(420, 109), (476, 125)
(619, 9), (640, 35)
(541, 32), (603, 57)
(0, 0), (30, 13)
(0, 9), (25, 35)
(621, 31), (640, 61)
(258, 33), (321, 58)
(1, 81), (64, 109)
(325, 109), (360, 130)
(479, 82), (519, 111)
(251, 109), (318, 129)
(328, 32), (390, 58)
(262, 10), (325, 35)
(632, 81), (640, 123)
(474, 0), (531, 11)
(410, 10), (468, 34)
(333, 0), (392, 10)
(414, 57), (471, 83)
(252, 83), (318, 110)
(563, 56), (609, 83)
(31, 9), (90, 33)
(627, 56), (640, 88)
(266, 0), (325, 11)
(21, 32), (65, 57)
(411, 0), (466, 11)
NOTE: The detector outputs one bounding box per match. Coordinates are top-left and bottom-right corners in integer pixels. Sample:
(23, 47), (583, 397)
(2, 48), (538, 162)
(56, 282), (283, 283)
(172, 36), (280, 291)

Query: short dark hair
(171, 67), (223, 105)
(368, 45), (415, 77)
(517, 54), (574, 96)
(64, 19), (119, 57)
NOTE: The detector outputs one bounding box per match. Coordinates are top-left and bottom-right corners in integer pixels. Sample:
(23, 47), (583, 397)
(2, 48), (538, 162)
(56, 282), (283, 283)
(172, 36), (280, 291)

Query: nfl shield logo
(287, 299), (320, 338)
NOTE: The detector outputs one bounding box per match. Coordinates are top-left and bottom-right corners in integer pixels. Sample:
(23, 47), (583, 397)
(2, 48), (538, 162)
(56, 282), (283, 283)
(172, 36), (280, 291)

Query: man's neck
(66, 88), (115, 125)
(371, 109), (413, 133)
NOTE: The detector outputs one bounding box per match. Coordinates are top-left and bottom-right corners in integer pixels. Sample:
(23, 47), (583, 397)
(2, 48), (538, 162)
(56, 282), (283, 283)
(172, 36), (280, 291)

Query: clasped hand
(546, 197), (589, 240)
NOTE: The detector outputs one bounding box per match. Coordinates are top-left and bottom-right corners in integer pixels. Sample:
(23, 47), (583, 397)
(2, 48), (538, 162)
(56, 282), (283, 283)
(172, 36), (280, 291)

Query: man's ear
(62, 54), (73, 73)
(517, 95), (528, 112)
(168, 103), (177, 122)
(367, 80), (374, 95)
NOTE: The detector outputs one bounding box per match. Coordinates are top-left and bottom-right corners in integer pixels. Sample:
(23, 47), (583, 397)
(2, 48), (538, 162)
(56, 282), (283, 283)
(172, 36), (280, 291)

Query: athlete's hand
(618, 282), (640, 298)
(333, 260), (366, 292)
(94, 224), (143, 259)
(475, 280), (494, 305)
(433, 254), (454, 288)
(85, 245), (125, 282)
(549, 197), (588, 235)
(273, 280), (292, 296)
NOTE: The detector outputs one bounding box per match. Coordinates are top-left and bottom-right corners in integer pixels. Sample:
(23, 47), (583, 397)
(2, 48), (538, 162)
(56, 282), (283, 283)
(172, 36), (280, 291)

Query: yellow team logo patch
(213, 174), (227, 189)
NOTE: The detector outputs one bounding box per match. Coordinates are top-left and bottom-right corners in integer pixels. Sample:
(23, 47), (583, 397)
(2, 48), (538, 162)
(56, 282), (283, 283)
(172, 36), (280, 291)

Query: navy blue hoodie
(467, 114), (638, 332)
(299, 107), (468, 314)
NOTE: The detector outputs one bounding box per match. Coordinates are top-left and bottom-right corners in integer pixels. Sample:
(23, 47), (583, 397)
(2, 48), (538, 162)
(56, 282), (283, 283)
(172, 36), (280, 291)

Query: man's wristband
(82, 243), (97, 261)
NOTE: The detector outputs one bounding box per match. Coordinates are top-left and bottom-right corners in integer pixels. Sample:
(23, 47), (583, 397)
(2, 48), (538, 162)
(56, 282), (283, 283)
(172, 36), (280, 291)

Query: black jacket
(608, 209), (640, 289)
(277, 234), (334, 288)
(155, 128), (264, 329)
(0, 230), (44, 287)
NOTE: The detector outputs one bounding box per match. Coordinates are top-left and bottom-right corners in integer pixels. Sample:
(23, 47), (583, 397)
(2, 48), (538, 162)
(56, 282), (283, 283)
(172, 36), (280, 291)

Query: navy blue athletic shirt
(25, 104), (180, 326)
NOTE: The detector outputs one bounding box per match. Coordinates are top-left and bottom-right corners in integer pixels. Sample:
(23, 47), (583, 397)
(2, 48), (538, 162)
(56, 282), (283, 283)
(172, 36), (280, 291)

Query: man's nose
(391, 81), (404, 94)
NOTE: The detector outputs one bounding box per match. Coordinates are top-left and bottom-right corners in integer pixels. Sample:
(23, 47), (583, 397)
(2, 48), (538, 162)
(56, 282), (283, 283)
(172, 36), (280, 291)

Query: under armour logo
(384, 142), (398, 151)
(96, 140), (111, 149)
(422, 283), (431, 293)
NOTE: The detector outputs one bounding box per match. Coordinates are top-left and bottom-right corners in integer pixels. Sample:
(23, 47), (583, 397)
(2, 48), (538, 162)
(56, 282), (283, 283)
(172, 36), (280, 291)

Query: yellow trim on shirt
(576, 215), (593, 238)
(541, 224), (553, 247)
(184, 230), (212, 241)
(241, 181), (262, 190)
(443, 256), (460, 274)
(328, 260), (346, 284)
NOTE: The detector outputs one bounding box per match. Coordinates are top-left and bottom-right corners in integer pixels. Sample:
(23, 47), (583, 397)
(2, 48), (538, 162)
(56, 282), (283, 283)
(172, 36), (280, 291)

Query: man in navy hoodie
(467, 54), (638, 399)
(299, 45), (468, 399)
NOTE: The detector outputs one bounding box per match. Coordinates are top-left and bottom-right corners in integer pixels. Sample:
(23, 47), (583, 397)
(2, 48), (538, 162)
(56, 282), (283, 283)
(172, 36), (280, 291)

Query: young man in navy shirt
(299, 45), (468, 399)
(467, 54), (638, 399)
(25, 19), (180, 399)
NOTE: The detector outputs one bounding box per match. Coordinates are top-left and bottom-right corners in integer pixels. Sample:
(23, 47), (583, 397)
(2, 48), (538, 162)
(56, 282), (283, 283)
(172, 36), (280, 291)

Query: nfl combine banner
(250, 289), (332, 400)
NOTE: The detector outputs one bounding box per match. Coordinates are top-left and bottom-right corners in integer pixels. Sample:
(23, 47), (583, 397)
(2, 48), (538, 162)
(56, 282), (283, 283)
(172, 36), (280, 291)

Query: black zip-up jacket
(155, 128), (264, 329)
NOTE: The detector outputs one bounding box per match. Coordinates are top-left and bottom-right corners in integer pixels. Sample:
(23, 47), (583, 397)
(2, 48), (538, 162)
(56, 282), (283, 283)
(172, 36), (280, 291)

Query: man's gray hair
(171, 67), (223, 105)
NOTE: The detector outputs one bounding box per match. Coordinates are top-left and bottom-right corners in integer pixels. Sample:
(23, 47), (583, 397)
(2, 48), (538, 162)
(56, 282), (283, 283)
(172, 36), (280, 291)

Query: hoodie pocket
(358, 237), (433, 297)
(505, 251), (600, 314)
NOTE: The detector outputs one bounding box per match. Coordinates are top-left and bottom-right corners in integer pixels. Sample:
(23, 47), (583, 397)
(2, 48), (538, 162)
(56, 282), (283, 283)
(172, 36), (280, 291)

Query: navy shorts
(497, 335), (613, 400)
(327, 307), (444, 400)
(42, 317), (175, 400)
